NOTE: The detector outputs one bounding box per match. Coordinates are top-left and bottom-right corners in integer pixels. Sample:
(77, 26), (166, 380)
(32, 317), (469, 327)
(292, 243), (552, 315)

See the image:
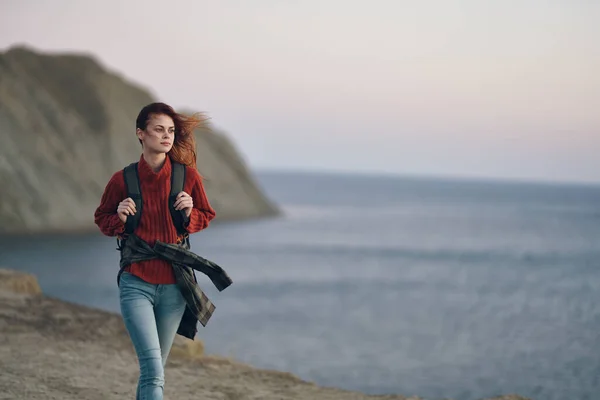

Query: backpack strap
(123, 162), (143, 235)
(169, 162), (190, 237)
(119, 160), (189, 248)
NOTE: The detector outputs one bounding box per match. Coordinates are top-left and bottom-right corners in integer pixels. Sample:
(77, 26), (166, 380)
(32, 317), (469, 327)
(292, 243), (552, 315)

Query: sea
(1, 170), (599, 400)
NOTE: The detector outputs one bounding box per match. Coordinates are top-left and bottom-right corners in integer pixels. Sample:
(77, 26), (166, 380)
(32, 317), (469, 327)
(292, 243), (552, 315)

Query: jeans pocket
(119, 274), (153, 310)
(119, 271), (137, 285)
(119, 272), (143, 296)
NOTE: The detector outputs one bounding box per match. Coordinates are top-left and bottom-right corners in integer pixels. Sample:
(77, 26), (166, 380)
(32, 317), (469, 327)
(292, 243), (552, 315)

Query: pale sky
(1, 0), (599, 183)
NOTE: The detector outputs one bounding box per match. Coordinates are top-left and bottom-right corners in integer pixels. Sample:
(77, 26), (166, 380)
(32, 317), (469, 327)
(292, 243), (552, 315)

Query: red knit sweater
(94, 155), (216, 284)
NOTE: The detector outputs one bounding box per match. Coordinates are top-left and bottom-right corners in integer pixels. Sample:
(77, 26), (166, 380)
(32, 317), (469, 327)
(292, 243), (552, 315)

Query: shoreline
(0, 268), (530, 400)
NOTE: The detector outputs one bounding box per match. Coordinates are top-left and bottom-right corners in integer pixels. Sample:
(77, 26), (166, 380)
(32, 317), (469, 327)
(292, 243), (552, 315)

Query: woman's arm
(94, 172), (128, 236)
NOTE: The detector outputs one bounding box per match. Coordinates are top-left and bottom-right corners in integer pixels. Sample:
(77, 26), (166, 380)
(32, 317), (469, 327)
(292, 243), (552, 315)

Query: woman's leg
(119, 272), (165, 400)
(154, 283), (187, 367)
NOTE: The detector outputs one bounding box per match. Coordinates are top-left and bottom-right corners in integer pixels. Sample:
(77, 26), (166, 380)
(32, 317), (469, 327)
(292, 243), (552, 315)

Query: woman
(94, 102), (220, 399)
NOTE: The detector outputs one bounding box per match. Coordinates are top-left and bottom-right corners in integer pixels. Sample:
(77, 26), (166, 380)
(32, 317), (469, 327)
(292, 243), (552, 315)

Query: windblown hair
(135, 102), (207, 171)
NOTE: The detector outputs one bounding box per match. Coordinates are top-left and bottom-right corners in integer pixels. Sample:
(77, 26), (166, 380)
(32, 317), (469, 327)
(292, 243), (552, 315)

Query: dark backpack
(118, 161), (190, 248)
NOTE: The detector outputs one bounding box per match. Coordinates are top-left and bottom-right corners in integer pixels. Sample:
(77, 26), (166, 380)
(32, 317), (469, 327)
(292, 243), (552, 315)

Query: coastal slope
(0, 45), (278, 234)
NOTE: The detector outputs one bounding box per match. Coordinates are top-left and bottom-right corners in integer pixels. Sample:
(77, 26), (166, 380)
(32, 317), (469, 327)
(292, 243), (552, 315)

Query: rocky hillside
(0, 45), (278, 234)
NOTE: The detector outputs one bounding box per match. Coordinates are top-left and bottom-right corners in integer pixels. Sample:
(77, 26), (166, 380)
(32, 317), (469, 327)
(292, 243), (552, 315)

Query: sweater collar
(138, 154), (171, 182)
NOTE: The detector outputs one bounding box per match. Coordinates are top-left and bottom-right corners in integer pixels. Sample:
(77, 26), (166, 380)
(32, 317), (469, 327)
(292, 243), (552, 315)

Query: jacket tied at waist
(117, 233), (233, 340)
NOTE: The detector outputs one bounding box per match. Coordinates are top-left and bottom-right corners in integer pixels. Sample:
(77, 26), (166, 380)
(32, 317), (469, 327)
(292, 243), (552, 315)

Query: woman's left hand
(174, 191), (194, 217)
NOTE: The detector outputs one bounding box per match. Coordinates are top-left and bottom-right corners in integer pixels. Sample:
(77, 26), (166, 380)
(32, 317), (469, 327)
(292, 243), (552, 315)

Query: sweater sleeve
(94, 171), (127, 237)
(183, 167), (216, 234)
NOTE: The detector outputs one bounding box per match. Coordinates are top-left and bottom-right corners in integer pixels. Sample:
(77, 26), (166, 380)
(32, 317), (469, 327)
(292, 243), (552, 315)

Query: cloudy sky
(1, 0), (598, 183)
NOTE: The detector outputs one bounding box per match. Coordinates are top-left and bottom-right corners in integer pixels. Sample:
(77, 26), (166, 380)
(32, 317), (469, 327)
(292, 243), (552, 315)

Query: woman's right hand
(117, 198), (136, 223)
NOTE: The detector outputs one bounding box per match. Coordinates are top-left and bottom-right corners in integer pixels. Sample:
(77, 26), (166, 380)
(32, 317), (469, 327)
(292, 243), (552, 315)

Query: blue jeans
(119, 271), (187, 400)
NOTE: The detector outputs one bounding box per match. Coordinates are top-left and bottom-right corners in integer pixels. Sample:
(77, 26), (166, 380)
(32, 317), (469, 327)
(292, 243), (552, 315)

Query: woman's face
(137, 113), (175, 154)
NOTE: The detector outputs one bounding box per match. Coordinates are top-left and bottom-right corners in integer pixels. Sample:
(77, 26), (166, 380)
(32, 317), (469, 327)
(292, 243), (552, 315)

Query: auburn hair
(135, 102), (207, 171)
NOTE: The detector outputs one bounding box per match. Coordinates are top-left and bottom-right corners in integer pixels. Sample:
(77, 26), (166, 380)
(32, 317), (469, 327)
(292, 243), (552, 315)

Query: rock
(0, 45), (279, 234)
(171, 334), (205, 360)
(0, 268), (42, 295)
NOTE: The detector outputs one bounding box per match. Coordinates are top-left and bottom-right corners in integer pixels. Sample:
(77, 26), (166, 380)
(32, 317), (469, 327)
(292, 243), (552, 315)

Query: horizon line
(251, 166), (600, 188)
